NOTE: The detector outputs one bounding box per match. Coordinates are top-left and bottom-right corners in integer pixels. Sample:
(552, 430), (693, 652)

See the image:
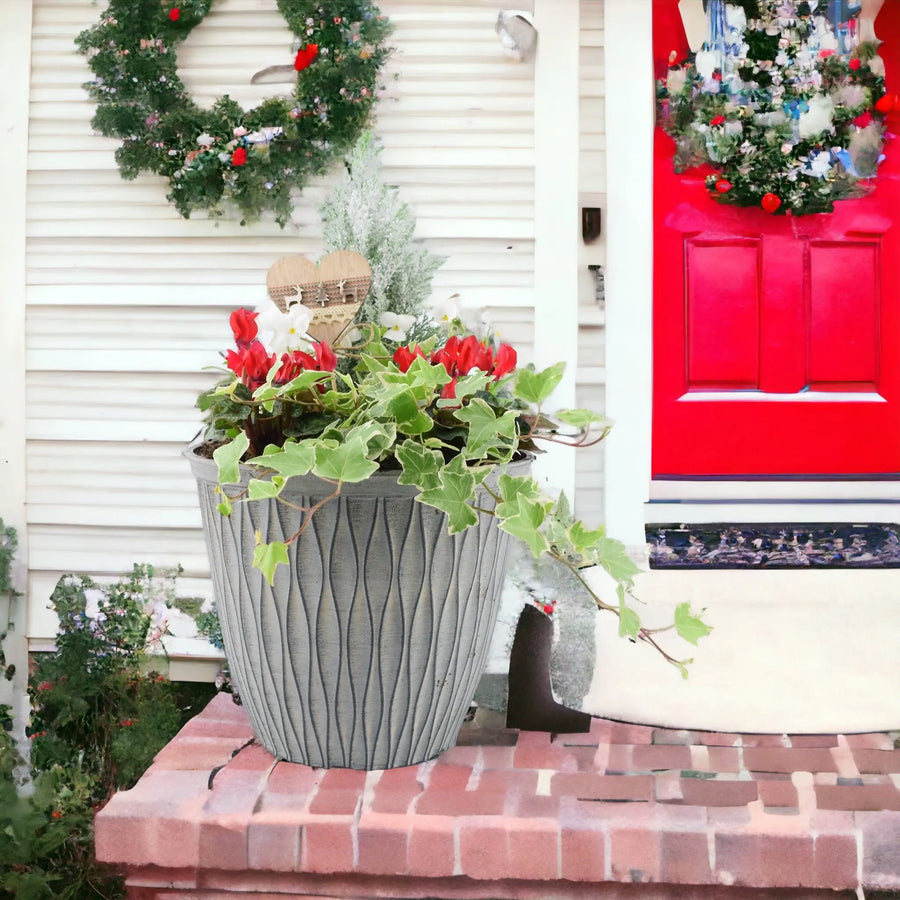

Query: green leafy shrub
(0, 565), (216, 899)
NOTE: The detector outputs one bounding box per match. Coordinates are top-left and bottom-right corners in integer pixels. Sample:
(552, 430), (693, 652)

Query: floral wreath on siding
(657, 0), (897, 216)
(76, 0), (392, 227)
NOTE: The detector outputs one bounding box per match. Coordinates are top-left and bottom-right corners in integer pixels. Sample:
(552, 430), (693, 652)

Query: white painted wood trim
(531, 0), (581, 501)
(0, 0), (33, 727)
(602, 0), (654, 555)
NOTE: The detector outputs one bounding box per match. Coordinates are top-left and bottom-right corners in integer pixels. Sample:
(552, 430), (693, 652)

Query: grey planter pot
(187, 445), (528, 769)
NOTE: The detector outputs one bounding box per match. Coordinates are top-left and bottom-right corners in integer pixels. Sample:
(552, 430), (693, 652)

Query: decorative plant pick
(266, 251), (371, 344)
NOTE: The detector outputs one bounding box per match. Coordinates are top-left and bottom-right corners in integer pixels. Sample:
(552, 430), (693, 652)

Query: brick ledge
(95, 693), (900, 897)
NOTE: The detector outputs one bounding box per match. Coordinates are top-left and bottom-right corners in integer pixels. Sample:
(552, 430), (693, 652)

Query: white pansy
(799, 93), (834, 139)
(256, 299), (313, 354)
(435, 297), (462, 327)
(196, 132), (214, 146)
(379, 311), (417, 343)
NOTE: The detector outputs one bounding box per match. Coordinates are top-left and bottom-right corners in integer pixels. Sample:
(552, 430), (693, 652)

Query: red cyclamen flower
(226, 340), (273, 389)
(393, 344), (426, 373)
(168, 8), (180, 21)
(229, 308), (258, 347)
(492, 343), (517, 378)
(709, 115), (726, 127)
(231, 146), (247, 166)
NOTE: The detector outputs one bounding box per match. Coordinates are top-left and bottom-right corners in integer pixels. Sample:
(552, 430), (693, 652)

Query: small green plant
(0, 518), (19, 683)
(320, 131), (445, 327)
(0, 565), (216, 900)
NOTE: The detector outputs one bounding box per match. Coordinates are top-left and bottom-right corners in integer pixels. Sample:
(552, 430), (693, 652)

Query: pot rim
(184, 440), (534, 499)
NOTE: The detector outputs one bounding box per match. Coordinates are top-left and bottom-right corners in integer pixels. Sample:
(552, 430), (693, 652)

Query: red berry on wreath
(761, 192), (782, 213)
(715, 178), (732, 193)
(294, 44), (319, 71)
(875, 93), (896, 114)
(849, 58), (861, 71)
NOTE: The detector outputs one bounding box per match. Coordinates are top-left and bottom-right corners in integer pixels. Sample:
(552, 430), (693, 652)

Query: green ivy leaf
(215, 490), (233, 517)
(248, 440), (315, 477)
(568, 520), (607, 555)
(592, 537), (643, 588)
(247, 476), (285, 500)
(271, 369), (333, 397)
(496, 474), (541, 518)
(417, 456), (478, 533)
(213, 432), (249, 485)
(498, 494), (549, 557)
(389, 390), (435, 435)
(396, 440), (443, 491)
(253, 539), (289, 585)
(453, 398), (518, 459)
(674, 602), (712, 646)
(617, 584), (642, 639)
(555, 408), (608, 429)
(513, 362), (566, 405)
(313, 438), (379, 483)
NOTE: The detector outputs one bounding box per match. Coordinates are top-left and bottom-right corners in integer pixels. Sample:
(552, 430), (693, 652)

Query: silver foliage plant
(320, 132), (445, 323)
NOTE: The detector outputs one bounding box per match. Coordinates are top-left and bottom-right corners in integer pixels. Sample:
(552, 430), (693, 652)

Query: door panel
(652, 0), (900, 477)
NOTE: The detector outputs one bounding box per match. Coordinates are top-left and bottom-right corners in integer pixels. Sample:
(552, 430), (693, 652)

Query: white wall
(17, 0), (606, 644)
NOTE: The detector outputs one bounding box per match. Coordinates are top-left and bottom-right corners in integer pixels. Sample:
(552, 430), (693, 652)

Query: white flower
(255, 299), (313, 354)
(379, 311), (417, 343)
(725, 4), (747, 31)
(246, 126), (285, 144)
(83, 587), (106, 620)
(435, 297), (461, 327)
(869, 55), (885, 77)
(233, 126), (248, 137)
(799, 94), (835, 139)
(666, 67), (688, 94)
(695, 50), (717, 79)
(803, 150), (832, 178)
(196, 133), (214, 146)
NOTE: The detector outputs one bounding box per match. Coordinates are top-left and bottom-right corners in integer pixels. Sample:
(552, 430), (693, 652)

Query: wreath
(657, 0), (896, 216)
(76, 0), (392, 226)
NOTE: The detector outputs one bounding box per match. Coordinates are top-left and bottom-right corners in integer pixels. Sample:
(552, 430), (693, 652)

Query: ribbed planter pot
(187, 445), (528, 769)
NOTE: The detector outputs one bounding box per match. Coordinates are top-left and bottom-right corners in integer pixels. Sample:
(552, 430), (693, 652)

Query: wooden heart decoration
(266, 250), (371, 345)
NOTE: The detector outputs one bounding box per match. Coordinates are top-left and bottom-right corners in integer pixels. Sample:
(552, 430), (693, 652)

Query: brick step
(95, 693), (900, 897)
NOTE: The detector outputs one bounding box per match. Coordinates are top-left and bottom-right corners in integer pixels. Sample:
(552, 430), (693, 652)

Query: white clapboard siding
(576, 0), (607, 526)
(25, 0), (540, 640)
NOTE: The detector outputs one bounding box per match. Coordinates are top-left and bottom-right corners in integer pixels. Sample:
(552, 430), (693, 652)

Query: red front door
(652, 0), (900, 477)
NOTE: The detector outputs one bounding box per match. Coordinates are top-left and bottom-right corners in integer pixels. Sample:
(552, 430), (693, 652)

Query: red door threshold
(95, 693), (900, 898)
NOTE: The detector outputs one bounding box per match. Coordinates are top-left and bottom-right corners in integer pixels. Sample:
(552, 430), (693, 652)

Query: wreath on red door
(76, 1), (392, 226)
(657, 0), (896, 215)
